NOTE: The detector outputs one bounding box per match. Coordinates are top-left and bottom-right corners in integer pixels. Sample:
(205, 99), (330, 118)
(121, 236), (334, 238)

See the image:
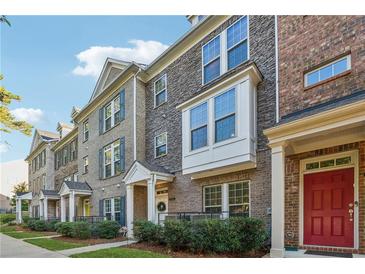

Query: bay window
(190, 102), (208, 150)
(203, 36), (221, 84)
(155, 132), (167, 158)
(214, 88), (236, 142)
(154, 74), (167, 107)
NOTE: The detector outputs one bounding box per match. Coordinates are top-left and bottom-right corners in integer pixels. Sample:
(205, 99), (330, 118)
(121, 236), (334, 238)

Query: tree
(11, 181), (29, 211)
(0, 16), (32, 136)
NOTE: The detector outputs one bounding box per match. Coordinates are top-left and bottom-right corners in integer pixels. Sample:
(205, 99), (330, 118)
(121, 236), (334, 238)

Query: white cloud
(10, 108), (45, 124)
(72, 40), (169, 78)
(0, 143), (10, 154)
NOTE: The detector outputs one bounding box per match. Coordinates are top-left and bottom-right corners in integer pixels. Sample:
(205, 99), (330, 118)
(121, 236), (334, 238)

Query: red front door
(304, 167), (354, 247)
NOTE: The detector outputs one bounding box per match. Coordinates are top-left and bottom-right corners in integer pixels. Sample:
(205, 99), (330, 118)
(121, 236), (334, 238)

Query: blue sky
(1, 16), (190, 162)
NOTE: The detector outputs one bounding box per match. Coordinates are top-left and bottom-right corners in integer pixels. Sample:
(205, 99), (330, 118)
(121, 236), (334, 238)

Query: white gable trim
(16, 192), (32, 200)
(59, 183), (71, 196)
(123, 162), (174, 185)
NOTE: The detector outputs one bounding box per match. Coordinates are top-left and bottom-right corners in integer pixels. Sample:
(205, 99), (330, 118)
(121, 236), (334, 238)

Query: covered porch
(39, 190), (60, 221)
(265, 98), (365, 257)
(123, 161), (174, 237)
(58, 181), (92, 222)
(15, 192), (32, 224)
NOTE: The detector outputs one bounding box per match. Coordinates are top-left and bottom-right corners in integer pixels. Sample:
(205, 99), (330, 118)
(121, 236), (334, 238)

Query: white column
(222, 183), (229, 219)
(43, 197), (48, 221)
(29, 202), (32, 218)
(60, 195), (66, 222)
(147, 175), (156, 224)
(126, 184), (134, 237)
(16, 198), (22, 223)
(69, 191), (75, 222)
(270, 144), (286, 258)
(39, 199), (44, 219)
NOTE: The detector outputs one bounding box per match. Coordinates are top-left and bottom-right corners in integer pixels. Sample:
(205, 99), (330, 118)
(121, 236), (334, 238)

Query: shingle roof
(16, 191), (30, 196)
(41, 190), (59, 196)
(138, 160), (172, 174)
(279, 90), (365, 124)
(64, 181), (92, 191)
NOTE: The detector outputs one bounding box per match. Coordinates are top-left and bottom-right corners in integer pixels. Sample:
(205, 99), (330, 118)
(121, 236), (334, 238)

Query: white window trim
(154, 74), (168, 108)
(103, 95), (120, 131)
(83, 120), (89, 141)
(227, 181), (251, 216)
(203, 184), (223, 212)
(304, 54), (351, 87)
(83, 156), (88, 174)
(104, 197), (120, 221)
(202, 16), (249, 85)
(190, 102), (209, 151)
(154, 132), (168, 158)
(103, 140), (120, 178)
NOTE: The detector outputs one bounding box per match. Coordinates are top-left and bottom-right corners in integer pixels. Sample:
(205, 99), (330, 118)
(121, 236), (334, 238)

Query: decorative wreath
(157, 202), (166, 212)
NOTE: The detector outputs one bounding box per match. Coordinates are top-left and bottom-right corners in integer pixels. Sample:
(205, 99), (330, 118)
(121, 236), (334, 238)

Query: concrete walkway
(0, 233), (66, 258)
(59, 239), (137, 256)
(263, 249), (365, 258)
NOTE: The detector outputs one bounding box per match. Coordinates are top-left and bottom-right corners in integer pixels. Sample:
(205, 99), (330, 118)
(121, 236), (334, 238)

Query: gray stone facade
(143, 16), (276, 225)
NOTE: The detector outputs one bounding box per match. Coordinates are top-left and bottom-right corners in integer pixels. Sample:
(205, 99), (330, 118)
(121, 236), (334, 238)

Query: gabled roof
(41, 189), (59, 196)
(27, 129), (59, 159)
(37, 129), (59, 140)
(57, 122), (73, 130)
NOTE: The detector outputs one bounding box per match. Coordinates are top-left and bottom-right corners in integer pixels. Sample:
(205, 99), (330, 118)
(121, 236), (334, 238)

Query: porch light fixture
(102, 187), (105, 192)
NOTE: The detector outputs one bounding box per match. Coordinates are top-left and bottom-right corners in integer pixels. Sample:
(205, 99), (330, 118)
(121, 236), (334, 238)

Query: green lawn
(70, 247), (170, 258)
(3, 231), (46, 239)
(24, 238), (87, 251)
(0, 225), (17, 233)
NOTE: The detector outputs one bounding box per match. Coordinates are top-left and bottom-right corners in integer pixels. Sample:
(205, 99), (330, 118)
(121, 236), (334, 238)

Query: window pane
(227, 17), (247, 49)
(155, 90), (166, 106)
(306, 71), (319, 86)
(114, 111), (120, 124)
(203, 36), (220, 65)
(190, 103), (207, 129)
(105, 117), (111, 131)
(204, 185), (222, 213)
(228, 40), (248, 69)
(155, 75), (166, 93)
(215, 114), (235, 142)
(105, 164), (112, 177)
(114, 198), (121, 212)
(306, 162), (319, 170)
(156, 134), (167, 147)
(333, 58), (348, 75)
(104, 148), (111, 164)
(156, 145), (167, 157)
(105, 199), (111, 212)
(105, 104), (112, 118)
(204, 58), (220, 84)
(228, 182), (249, 216)
(319, 65), (332, 81)
(336, 156), (351, 165)
(191, 126), (207, 150)
(320, 159), (335, 168)
(215, 89), (235, 119)
(114, 97), (120, 112)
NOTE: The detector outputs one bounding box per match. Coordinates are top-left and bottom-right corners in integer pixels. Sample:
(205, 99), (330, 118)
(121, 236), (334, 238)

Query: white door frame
(299, 150), (359, 249)
(83, 198), (90, 216)
(155, 188), (168, 223)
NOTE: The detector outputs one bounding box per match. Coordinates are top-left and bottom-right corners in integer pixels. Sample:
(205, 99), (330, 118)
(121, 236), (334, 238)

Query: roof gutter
(275, 15), (280, 123)
(133, 68), (142, 161)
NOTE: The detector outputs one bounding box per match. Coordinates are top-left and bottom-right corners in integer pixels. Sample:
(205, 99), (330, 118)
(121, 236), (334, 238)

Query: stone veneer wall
(284, 141), (365, 253)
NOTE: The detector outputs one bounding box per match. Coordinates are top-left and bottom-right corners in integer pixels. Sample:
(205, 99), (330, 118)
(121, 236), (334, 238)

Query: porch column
(29, 203), (32, 218)
(39, 199), (44, 219)
(69, 191), (75, 222)
(270, 144), (286, 258)
(222, 183), (229, 219)
(147, 175), (156, 224)
(60, 195), (66, 222)
(43, 197), (48, 221)
(16, 198), (22, 224)
(126, 184), (134, 237)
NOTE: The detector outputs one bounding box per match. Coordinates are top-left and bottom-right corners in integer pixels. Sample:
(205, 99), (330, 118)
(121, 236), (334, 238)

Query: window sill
(155, 153), (167, 159)
(100, 172), (124, 181)
(154, 101), (167, 109)
(304, 70), (351, 91)
(101, 120), (124, 135)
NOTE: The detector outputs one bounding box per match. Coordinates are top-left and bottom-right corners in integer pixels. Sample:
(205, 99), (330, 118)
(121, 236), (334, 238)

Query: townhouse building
(265, 16), (365, 257)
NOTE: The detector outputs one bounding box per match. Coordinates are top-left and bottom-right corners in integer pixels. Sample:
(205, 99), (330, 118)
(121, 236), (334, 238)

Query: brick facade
(284, 142), (365, 253)
(278, 16), (365, 118)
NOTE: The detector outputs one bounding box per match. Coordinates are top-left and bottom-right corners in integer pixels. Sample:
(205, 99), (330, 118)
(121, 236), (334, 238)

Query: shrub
(45, 220), (58, 231)
(0, 214), (16, 224)
(33, 220), (47, 231)
(97, 221), (120, 239)
(163, 220), (191, 250)
(71, 222), (91, 239)
(133, 220), (163, 244)
(26, 219), (38, 230)
(22, 216), (30, 224)
(55, 222), (74, 237)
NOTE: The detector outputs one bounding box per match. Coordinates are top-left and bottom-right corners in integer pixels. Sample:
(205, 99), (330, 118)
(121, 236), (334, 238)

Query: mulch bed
(14, 226), (57, 235)
(125, 242), (267, 258)
(53, 235), (128, 246)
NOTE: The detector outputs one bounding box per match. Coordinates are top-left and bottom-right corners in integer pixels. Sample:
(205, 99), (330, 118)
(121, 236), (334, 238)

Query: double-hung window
(83, 156), (88, 174)
(103, 139), (121, 178)
(154, 74), (167, 107)
(227, 16), (248, 70)
(103, 95), (121, 132)
(114, 197), (121, 222)
(63, 147), (68, 165)
(83, 120), (89, 141)
(190, 103), (208, 150)
(70, 140), (77, 161)
(204, 185), (222, 213)
(228, 182), (249, 217)
(104, 103), (112, 131)
(155, 132), (167, 158)
(104, 199), (112, 220)
(305, 55), (351, 87)
(214, 88), (236, 143)
(203, 36), (221, 84)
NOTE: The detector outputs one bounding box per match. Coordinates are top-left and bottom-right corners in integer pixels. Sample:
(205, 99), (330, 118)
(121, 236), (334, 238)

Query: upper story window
(62, 146), (68, 165)
(190, 102), (208, 150)
(101, 138), (124, 179)
(155, 132), (167, 158)
(202, 16), (249, 84)
(100, 90), (125, 134)
(83, 156), (88, 174)
(227, 16), (248, 70)
(83, 120), (89, 142)
(70, 140), (77, 161)
(304, 54), (351, 87)
(203, 36), (221, 84)
(154, 74), (167, 107)
(214, 88), (236, 142)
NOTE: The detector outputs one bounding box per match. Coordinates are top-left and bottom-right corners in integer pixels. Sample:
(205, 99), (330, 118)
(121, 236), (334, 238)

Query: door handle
(348, 208), (354, 222)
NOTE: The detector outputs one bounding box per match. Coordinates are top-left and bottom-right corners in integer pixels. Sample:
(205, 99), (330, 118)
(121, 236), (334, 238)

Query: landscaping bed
(54, 235), (127, 246)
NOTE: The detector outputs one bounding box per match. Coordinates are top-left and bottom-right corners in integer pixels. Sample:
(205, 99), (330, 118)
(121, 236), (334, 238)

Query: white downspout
(275, 15), (280, 123)
(133, 68), (142, 161)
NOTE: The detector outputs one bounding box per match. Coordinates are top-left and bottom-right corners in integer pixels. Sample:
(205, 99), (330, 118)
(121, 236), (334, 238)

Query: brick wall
(278, 16), (365, 118)
(284, 142), (365, 253)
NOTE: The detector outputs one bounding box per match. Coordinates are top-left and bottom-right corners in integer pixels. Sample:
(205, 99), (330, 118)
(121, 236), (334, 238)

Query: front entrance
(156, 189), (168, 223)
(304, 167), (354, 247)
(83, 199), (90, 216)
